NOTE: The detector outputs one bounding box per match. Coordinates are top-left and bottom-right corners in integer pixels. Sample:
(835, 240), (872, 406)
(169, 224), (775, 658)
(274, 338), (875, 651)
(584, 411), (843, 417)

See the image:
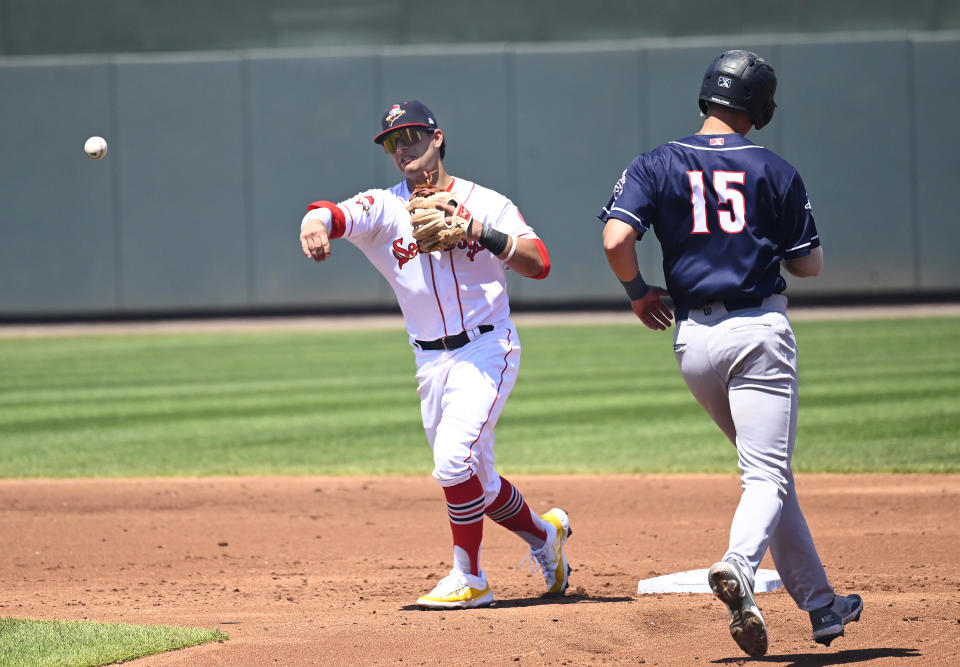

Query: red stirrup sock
(443, 476), (486, 576)
(485, 476), (548, 547)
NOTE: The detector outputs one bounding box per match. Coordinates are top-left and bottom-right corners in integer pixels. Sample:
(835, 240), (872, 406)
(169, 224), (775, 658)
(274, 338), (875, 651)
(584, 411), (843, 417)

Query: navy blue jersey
(598, 133), (820, 314)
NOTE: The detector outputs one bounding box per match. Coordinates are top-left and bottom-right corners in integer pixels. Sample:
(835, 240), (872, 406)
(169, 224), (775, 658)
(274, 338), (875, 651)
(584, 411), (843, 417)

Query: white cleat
(530, 508), (572, 595)
(416, 569), (494, 609)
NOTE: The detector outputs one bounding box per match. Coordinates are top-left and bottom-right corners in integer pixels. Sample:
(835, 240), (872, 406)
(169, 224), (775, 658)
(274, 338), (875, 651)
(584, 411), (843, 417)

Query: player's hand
(435, 200), (475, 238)
(630, 287), (673, 330)
(300, 220), (331, 262)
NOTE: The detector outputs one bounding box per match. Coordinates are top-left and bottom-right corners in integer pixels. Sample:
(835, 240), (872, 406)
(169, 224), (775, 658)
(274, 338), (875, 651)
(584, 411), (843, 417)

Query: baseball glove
(407, 189), (472, 253)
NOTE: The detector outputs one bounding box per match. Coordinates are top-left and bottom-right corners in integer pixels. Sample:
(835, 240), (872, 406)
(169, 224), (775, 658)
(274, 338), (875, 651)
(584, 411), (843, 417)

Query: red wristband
(306, 201), (346, 239)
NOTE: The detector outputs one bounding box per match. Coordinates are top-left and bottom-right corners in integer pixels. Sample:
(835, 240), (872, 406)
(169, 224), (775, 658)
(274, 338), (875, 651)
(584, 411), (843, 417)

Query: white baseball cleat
(708, 560), (768, 657)
(416, 569), (494, 609)
(530, 508), (572, 595)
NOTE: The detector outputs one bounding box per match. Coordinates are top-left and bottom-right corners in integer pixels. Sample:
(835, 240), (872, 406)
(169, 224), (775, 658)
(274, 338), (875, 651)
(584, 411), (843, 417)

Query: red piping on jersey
(448, 254), (466, 330)
(447, 177), (473, 328)
(530, 238), (551, 279)
(464, 328), (514, 465)
(344, 205), (355, 237)
(306, 201), (346, 239)
(448, 178), (478, 207)
(427, 254), (449, 336)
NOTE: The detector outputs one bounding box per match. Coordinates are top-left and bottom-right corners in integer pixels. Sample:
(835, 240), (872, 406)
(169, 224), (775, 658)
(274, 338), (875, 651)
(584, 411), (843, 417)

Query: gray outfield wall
(1, 32), (959, 317)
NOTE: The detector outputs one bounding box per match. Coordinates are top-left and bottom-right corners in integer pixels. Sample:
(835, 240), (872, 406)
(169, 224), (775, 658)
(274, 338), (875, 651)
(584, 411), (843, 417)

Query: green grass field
(1, 314), (958, 665)
(0, 316), (958, 477)
(0, 617), (227, 666)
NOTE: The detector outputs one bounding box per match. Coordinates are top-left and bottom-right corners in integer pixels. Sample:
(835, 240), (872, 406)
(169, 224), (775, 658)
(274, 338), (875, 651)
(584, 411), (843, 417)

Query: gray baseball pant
(672, 294), (835, 611)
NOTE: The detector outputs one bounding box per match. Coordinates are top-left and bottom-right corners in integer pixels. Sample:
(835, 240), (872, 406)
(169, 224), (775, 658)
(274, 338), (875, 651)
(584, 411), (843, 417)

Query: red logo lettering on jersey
(391, 237), (487, 268)
(710, 137), (725, 146)
(392, 238), (419, 268)
(458, 238), (485, 261)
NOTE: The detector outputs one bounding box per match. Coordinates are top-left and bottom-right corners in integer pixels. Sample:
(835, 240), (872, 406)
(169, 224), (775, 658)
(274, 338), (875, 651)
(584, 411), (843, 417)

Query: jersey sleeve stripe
(610, 206), (649, 229)
(345, 204), (355, 237)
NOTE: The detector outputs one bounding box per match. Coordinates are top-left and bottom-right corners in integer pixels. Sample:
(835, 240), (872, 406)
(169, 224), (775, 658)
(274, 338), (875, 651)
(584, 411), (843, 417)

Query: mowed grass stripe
(789, 317), (960, 471)
(0, 316), (957, 477)
(0, 382), (416, 432)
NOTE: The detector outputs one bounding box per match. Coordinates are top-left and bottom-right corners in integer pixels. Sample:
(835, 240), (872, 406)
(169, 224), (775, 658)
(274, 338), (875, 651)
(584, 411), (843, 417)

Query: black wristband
(479, 224), (510, 255)
(620, 273), (649, 300)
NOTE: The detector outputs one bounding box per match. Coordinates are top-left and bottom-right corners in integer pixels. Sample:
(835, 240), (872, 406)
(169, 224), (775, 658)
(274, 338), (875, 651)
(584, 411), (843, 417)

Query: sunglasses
(383, 127), (431, 153)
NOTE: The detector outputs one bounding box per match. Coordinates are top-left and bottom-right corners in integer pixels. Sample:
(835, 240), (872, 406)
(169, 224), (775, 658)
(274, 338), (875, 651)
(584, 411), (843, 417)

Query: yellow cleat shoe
(416, 569), (494, 609)
(531, 508), (572, 595)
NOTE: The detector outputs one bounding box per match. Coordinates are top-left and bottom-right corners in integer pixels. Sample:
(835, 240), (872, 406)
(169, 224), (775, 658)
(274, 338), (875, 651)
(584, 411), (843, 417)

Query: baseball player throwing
(597, 51), (862, 656)
(299, 100), (571, 609)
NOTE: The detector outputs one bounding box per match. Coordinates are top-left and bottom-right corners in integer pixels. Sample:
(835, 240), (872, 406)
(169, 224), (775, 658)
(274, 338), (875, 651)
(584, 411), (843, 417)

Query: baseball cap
(373, 100), (439, 145)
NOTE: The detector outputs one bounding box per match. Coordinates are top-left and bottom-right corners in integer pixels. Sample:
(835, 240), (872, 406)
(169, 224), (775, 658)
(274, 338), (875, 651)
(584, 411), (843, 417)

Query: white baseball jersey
(303, 178), (546, 500)
(303, 177), (542, 342)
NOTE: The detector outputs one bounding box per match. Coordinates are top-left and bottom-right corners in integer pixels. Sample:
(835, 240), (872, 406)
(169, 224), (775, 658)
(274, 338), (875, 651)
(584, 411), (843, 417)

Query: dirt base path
(1, 474), (958, 665)
(3, 303), (960, 338)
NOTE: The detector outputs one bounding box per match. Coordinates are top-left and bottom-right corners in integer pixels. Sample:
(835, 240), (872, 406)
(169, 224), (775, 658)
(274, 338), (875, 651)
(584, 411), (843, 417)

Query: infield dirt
(1, 474), (958, 665)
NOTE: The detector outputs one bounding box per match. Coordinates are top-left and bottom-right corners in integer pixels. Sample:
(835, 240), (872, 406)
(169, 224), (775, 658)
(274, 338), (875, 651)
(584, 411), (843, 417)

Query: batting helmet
(698, 50), (777, 130)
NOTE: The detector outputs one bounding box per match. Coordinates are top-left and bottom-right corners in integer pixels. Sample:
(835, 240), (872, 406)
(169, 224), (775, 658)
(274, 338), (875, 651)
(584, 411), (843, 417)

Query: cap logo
(718, 76), (733, 88)
(385, 105), (406, 127)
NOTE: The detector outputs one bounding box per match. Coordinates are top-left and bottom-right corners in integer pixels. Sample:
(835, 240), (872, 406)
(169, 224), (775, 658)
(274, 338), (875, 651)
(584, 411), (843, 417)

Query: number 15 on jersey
(688, 170), (747, 234)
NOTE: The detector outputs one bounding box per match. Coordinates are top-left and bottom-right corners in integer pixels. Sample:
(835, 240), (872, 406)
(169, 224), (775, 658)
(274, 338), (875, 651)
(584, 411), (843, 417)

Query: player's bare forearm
(783, 246), (823, 277)
(603, 218), (673, 330)
(501, 237), (547, 278)
(464, 222), (547, 279)
(602, 219), (642, 280)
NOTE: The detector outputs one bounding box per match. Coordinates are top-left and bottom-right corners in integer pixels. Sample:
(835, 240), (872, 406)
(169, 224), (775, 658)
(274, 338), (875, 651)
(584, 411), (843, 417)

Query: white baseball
(84, 136), (108, 160)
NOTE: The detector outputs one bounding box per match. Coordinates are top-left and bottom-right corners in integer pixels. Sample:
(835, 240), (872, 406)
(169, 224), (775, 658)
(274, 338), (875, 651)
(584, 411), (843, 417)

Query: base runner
(597, 51), (862, 656)
(299, 100), (571, 609)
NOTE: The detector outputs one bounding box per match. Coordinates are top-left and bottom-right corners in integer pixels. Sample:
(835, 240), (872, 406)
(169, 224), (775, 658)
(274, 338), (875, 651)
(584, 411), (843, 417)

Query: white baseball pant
(415, 320), (519, 506)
